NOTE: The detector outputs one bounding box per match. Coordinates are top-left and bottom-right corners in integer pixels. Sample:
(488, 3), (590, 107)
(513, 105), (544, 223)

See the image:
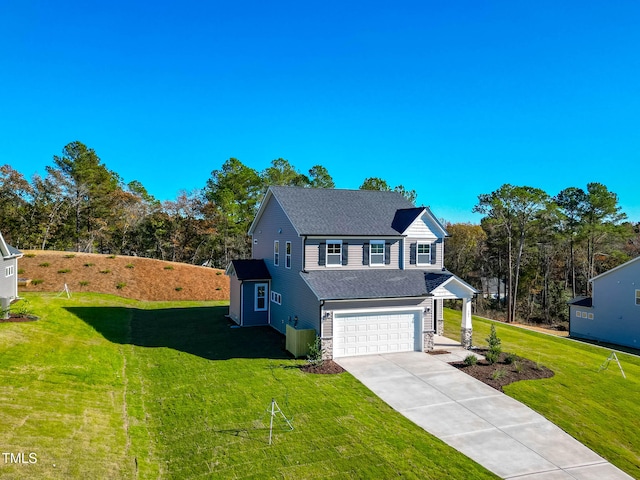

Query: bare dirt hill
(18, 250), (229, 302)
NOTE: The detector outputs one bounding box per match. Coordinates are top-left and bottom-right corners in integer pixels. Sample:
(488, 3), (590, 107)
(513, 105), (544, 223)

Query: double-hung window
(5, 265), (14, 277)
(255, 283), (268, 311)
(417, 243), (431, 265)
(285, 241), (292, 269)
(274, 241), (280, 266)
(370, 240), (385, 265)
(636, 289), (640, 306)
(327, 240), (342, 266)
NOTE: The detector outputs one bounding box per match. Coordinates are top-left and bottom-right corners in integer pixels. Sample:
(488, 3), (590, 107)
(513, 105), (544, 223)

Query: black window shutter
(342, 241), (348, 265)
(385, 242), (391, 265)
(410, 243), (417, 265)
(363, 242), (369, 265)
(318, 242), (326, 266)
(431, 241), (437, 264)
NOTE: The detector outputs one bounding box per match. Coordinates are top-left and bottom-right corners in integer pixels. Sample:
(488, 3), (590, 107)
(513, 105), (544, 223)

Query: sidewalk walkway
(336, 349), (632, 480)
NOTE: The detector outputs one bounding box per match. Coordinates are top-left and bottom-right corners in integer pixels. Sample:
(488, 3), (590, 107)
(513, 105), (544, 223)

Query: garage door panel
(333, 311), (420, 358)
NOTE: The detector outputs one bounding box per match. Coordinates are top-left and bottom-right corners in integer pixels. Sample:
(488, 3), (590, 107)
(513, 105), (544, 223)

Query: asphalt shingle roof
(300, 270), (457, 300)
(269, 186), (416, 236)
(7, 244), (21, 257)
(230, 259), (271, 281)
(568, 297), (593, 307)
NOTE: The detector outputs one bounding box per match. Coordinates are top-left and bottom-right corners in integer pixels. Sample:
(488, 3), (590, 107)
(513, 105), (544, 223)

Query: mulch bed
(0, 314), (39, 323)
(299, 360), (345, 374)
(450, 350), (554, 392)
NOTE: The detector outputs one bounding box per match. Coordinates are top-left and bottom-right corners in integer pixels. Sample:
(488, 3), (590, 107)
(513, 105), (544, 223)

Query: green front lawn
(0, 293), (497, 479)
(444, 308), (640, 479)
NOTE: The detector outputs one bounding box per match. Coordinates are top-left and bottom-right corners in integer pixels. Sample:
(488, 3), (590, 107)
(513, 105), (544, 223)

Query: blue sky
(1, 1), (639, 224)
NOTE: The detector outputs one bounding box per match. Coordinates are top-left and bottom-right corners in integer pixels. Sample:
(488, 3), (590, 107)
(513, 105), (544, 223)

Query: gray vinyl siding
(0, 257), (18, 300)
(251, 195), (322, 334)
(305, 239), (401, 271)
(323, 297), (434, 331)
(404, 238), (443, 270)
(228, 273), (242, 323)
(571, 260), (640, 349)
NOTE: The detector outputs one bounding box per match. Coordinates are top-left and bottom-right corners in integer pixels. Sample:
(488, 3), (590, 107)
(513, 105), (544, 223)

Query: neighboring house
(227, 187), (478, 359)
(0, 231), (23, 317)
(569, 256), (640, 349)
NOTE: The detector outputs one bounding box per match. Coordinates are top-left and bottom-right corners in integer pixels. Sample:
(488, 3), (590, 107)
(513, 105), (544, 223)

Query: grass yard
(444, 308), (640, 479)
(0, 293), (497, 479)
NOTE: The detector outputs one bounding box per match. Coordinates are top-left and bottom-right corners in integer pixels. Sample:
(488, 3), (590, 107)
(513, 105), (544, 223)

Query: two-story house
(569, 256), (640, 349)
(226, 186), (477, 359)
(0, 231), (23, 318)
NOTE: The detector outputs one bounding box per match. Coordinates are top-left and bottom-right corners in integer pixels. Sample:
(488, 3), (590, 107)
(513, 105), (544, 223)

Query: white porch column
(460, 297), (473, 349)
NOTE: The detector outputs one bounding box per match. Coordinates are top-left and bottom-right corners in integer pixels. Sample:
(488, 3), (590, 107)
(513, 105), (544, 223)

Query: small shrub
(12, 299), (33, 317)
(175, 287), (183, 292)
(25, 253), (36, 258)
(485, 350), (500, 365)
(216, 271), (223, 275)
(307, 337), (324, 366)
(504, 352), (518, 364)
(116, 282), (126, 290)
(57, 269), (71, 274)
(18, 269), (25, 275)
(64, 254), (76, 259)
(491, 368), (507, 381)
(486, 325), (502, 352)
(463, 354), (478, 366)
(79, 281), (90, 287)
(31, 279), (44, 285)
(164, 265), (174, 270)
(39, 262), (50, 267)
(215, 287), (222, 291)
(125, 263), (134, 269)
(107, 255), (117, 259)
(514, 361), (523, 373)
(100, 269), (111, 274)
(83, 263), (95, 267)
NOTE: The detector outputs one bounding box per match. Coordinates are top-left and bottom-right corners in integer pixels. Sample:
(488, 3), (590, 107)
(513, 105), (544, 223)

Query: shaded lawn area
(0, 293), (498, 479)
(444, 308), (640, 479)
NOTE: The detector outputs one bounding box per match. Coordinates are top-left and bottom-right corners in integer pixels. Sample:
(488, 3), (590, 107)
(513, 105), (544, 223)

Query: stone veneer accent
(461, 327), (473, 349)
(321, 337), (333, 360)
(423, 331), (435, 352)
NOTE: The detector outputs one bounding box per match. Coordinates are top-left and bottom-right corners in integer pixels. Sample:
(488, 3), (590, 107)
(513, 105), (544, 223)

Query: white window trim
(416, 242), (431, 265)
(254, 283), (268, 312)
(370, 240), (385, 266)
(285, 241), (292, 269)
(274, 241), (279, 266)
(5, 265), (14, 277)
(635, 289), (640, 306)
(326, 240), (343, 267)
(270, 291), (282, 305)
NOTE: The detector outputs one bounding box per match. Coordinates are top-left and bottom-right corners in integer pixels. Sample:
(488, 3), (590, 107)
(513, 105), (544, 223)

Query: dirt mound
(18, 250), (229, 302)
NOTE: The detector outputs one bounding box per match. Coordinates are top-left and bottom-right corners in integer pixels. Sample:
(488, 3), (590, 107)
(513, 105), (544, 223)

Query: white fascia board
(248, 187), (302, 237)
(433, 275), (479, 297)
(589, 256), (640, 283)
(425, 206), (449, 237)
(333, 306), (424, 315)
(304, 235), (405, 240)
(0, 232), (9, 258)
(401, 208), (447, 239)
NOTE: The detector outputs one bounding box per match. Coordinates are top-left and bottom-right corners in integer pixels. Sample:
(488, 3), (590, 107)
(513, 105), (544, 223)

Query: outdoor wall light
(294, 316), (298, 327)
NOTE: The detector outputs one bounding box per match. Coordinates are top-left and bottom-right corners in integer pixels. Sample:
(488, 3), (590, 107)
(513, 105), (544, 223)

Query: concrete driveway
(336, 351), (632, 480)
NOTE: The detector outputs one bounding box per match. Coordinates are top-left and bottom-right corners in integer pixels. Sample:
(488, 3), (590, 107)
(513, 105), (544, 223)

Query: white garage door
(333, 311), (420, 357)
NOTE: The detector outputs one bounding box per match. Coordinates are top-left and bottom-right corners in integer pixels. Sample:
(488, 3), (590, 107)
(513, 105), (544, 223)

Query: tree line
(3, 141), (637, 325)
(1, 141), (415, 268)
(445, 184), (639, 325)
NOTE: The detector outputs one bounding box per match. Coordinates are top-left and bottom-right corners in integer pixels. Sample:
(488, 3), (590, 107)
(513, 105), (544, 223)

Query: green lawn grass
(0, 293), (497, 479)
(444, 308), (640, 479)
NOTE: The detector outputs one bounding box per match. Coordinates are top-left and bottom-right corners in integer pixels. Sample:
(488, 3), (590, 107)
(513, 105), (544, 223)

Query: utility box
(286, 324), (316, 358)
